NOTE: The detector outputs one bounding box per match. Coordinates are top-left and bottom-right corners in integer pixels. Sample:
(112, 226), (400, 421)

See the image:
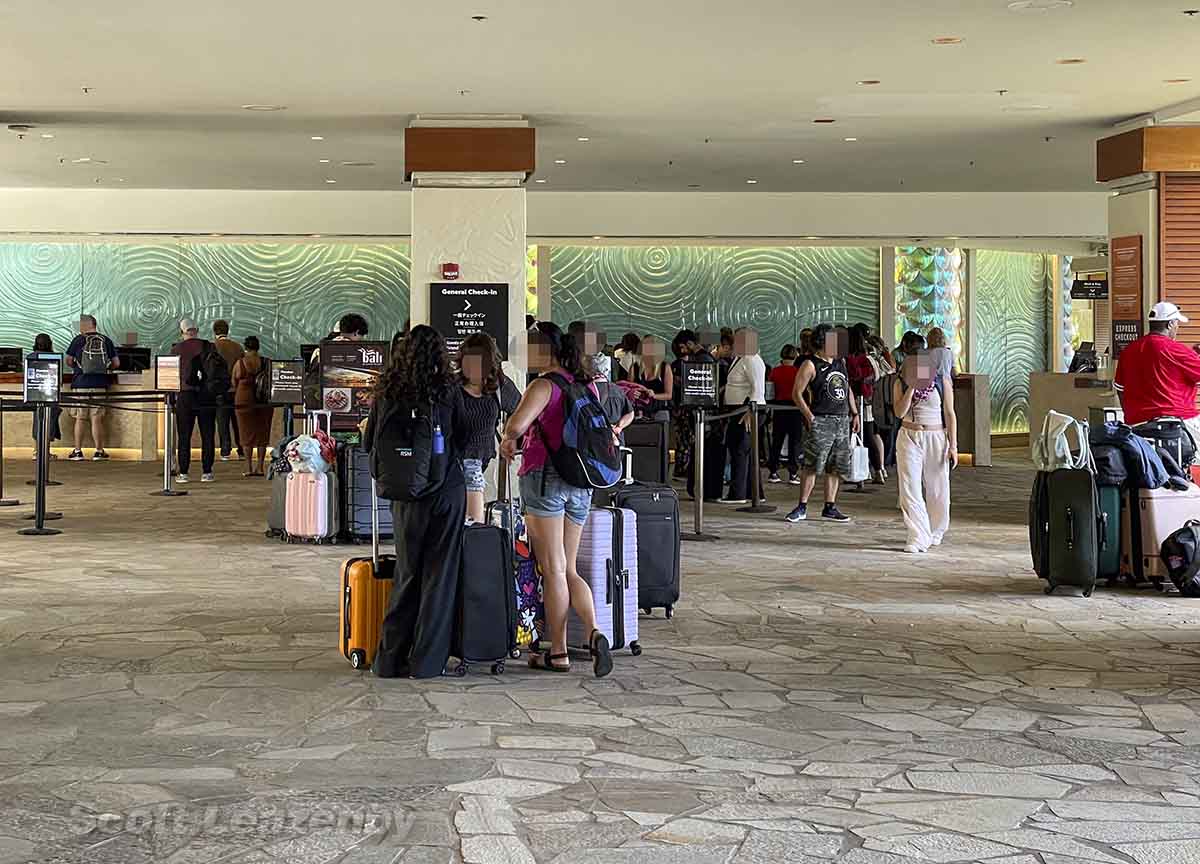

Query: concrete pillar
(964, 249), (978, 374)
(410, 187), (529, 377)
(879, 247), (897, 346)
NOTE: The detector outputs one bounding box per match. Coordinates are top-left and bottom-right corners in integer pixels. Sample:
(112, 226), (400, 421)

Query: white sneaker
(767, 474), (782, 484)
(201, 473), (215, 483)
(220, 454), (232, 462)
(930, 537), (943, 547)
(903, 544), (926, 554)
(176, 474), (190, 484)
(788, 475), (803, 485)
(717, 497), (750, 505)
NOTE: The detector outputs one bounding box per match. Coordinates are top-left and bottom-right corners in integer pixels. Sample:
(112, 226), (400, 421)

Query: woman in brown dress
(231, 336), (274, 476)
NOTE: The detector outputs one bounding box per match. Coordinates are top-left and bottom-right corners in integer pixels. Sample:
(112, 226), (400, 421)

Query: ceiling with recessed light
(0, 0), (1196, 193)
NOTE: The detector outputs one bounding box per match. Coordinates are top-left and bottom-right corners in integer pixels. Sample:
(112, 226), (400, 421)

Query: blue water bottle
(433, 423), (445, 455)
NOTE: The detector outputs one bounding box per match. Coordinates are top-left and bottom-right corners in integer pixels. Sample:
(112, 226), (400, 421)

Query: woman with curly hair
(364, 324), (479, 678)
(459, 331), (521, 523)
(501, 322), (614, 677)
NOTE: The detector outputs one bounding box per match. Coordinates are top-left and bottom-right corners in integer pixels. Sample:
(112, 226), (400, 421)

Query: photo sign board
(429, 282), (509, 360)
(320, 340), (387, 431)
(269, 360), (305, 405)
(23, 353), (61, 404)
(680, 358), (719, 407)
(155, 355), (182, 392)
(1111, 235), (1143, 360)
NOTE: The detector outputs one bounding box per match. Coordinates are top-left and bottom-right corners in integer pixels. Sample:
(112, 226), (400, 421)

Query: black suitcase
(339, 445), (394, 543)
(452, 523), (517, 676)
(1133, 418), (1195, 467)
(1042, 468), (1103, 597)
(1029, 471), (1050, 579)
(611, 482), (681, 617)
(625, 420), (670, 485)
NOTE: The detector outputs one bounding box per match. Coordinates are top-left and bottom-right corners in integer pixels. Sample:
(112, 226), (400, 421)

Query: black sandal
(530, 650), (570, 673)
(589, 630), (613, 679)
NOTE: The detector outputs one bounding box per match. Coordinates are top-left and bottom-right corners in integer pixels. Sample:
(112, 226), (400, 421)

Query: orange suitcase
(338, 477), (395, 669)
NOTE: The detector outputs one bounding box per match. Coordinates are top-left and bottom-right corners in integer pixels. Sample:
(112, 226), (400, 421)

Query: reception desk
(1029, 372), (1119, 447)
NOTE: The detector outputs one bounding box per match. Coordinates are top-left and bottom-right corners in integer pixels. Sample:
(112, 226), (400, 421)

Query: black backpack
(191, 341), (232, 405)
(537, 372), (622, 490)
(1161, 521), (1200, 597)
(253, 360), (272, 405)
(370, 399), (448, 501)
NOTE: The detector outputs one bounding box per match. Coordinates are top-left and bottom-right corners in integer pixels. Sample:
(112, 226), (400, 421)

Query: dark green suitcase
(1098, 485), (1121, 583)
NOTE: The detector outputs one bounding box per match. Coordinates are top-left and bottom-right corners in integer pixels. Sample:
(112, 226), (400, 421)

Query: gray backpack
(80, 333), (109, 376)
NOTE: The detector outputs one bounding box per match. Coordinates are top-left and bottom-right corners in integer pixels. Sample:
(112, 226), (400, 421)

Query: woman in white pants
(892, 352), (958, 553)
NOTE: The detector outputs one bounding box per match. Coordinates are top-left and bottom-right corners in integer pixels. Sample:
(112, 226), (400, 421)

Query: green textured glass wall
(895, 247), (966, 369)
(549, 246), (880, 362)
(0, 241), (410, 358)
(975, 250), (1052, 435)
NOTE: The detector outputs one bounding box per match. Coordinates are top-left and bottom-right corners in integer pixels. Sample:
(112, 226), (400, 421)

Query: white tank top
(909, 382), (944, 427)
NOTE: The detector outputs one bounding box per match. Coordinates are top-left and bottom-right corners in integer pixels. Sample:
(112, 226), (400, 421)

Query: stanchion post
(18, 404), (61, 536)
(151, 394), (187, 498)
(737, 402), (777, 514)
(683, 406), (719, 543)
(0, 398), (20, 507)
(283, 405), (294, 439)
(26, 398), (62, 485)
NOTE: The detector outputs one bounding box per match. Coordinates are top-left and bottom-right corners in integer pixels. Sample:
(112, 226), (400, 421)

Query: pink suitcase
(285, 471), (340, 544)
(1134, 484), (1200, 588)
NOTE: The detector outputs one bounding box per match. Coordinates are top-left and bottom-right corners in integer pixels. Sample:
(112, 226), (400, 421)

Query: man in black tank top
(786, 323), (857, 523)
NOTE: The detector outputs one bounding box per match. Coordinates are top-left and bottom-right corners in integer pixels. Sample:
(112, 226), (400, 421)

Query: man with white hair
(170, 318), (222, 483)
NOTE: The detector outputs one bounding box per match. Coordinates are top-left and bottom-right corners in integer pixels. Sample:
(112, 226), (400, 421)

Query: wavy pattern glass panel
(550, 245), (879, 362)
(895, 247), (966, 368)
(0, 243), (83, 352)
(0, 241), (411, 360)
(975, 251), (1051, 434)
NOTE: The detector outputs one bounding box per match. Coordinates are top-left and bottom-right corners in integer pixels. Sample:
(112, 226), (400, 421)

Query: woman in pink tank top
(501, 322), (614, 677)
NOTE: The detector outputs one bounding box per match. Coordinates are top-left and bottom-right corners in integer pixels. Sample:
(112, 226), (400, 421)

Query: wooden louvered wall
(1161, 173), (1200, 345)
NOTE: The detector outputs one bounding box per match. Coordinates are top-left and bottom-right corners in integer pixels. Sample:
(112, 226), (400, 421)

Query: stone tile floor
(2, 452), (1200, 863)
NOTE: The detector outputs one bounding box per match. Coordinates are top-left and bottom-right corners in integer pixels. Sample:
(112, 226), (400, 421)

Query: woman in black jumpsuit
(364, 325), (475, 679)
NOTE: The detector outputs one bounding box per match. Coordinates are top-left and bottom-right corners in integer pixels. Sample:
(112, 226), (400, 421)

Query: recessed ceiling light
(310, 234), (322, 238)
(311, 135), (325, 141)
(1165, 78), (1193, 84)
(242, 104), (287, 111)
(687, 184), (701, 188)
(792, 159), (806, 164)
(40, 133), (54, 139)
(844, 137), (858, 142)
(932, 36), (964, 45)
(87, 232), (101, 236)
(592, 235), (603, 240)
(319, 159), (330, 163)
(325, 178), (337, 184)
(471, 14), (488, 21)
(1002, 103), (1052, 112)
(813, 118), (836, 124)
(1008, 0), (1073, 10)
(71, 157), (92, 164)
(806, 236), (821, 240)
(948, 236), (961, 240)
(857, 79), (882, 86)
(340, 161), (376, 167)
(534, 178), (547, 183)
(745, 178), (758, 184)
(210, 233), (222, 237)
(1056, 57), (1086, 65)
(554, 159), (567, 164)
(577, 137), (590, 142)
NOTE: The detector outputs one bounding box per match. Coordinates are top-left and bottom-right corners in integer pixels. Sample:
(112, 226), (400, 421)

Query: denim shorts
(519, 465), (592, 526)
(463, 458), (487, 493)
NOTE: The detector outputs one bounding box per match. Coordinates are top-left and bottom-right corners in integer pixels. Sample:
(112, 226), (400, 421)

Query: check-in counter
(952, 374), (992, 467)
(1029, 372), (1119, 448)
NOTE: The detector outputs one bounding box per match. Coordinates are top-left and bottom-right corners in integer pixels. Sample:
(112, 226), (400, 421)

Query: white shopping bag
(845, 433), (870, 483)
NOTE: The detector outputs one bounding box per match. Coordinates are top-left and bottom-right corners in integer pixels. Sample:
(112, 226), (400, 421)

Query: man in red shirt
(1114, 302), (1200, 444)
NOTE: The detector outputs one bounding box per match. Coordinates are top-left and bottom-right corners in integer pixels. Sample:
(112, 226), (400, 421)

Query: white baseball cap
(1149, 301), (1188, 324)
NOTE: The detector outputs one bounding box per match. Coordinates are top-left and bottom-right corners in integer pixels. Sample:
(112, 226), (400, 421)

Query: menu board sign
(1111, 235), (1143, 359)
(429, 282), (509, 359)
(23, 353), (61, 404)
(270, 360), (305, 405)
(155, 355), (182, 392)
(680, 359), (718, 407)
(320, 340), (387, 431)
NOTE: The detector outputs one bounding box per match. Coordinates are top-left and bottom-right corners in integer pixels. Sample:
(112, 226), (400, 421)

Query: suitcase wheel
(349, 649), (367, 670)
(453, 662), (469, 678)
(641, 607), (652, 616)
(630, 641), (642, 657)
(491, 661), (506, 676)
(665, 605), (674, 619)
(1043, 584), (1056, 595)
(509, 648), (521, 660)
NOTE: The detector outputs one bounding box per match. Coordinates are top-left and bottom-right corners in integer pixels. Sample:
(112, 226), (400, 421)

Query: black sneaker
(767, 473), (783, 484)
(785, 503), (808, 523)
(68, 449), (85, 462)
(822, 503), (851, 522)
(92, 450), (110, 461)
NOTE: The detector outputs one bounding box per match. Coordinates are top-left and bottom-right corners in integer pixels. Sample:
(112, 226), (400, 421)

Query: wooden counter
(1029, 372), (1119, 448)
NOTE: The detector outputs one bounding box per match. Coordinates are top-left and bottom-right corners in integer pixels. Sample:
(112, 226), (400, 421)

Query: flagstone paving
(2, 452), (1200, 862)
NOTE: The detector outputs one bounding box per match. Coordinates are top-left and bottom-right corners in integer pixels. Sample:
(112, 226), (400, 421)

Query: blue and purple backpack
(537, 372), (622, 490)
